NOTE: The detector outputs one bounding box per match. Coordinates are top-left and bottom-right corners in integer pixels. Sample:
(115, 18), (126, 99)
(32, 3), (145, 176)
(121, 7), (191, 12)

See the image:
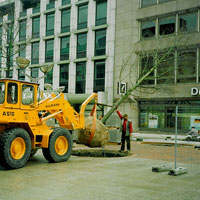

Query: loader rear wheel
(42, 128), (73, 163)
(0, 128), (31, 169)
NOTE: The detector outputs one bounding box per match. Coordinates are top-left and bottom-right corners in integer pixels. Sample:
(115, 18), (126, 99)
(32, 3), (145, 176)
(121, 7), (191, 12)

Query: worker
(185, 126), (198, 141)
(116, 109), (133, 152)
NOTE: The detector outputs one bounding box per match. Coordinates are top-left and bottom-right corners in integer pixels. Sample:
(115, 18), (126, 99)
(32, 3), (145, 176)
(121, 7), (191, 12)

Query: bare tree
(0, 5), (31, 78)
(101, 34), (197, 123)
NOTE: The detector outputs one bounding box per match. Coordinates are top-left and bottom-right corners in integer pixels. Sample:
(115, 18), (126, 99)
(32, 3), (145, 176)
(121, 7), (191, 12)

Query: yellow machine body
(0, 79), (97, 149)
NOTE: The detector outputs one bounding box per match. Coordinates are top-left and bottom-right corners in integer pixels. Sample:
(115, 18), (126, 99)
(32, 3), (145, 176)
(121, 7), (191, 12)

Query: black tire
(0, 128), (31, 169)
(30, 148), (38, 157)
(42, 128), (73, 163)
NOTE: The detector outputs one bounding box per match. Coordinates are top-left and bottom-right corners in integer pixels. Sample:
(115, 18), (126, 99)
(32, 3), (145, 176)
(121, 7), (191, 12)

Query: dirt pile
(77, 116), (109, 147)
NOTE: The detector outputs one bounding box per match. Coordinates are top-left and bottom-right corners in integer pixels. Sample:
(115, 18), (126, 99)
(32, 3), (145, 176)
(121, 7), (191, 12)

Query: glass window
(60, 64), (69, 93)
(96, 1), (107, 26)
(95, 29), (106, 56)
(141, 20), (155, 39)
(141, 0), (157, 7)
(61, 9), (70, 33)
(7, 23), (14, 44)
(46, 13), (54, 36)
(19, 44), (26, 58)
(32, 17), (40, 38)
(46, 0), (55, 10)
(18, 69), (25, 81)
(31, 68), (39, 79)
(19, 20), (26, 41)
(0, 82), (5, 104)
(77, 33), (87, 58)
(76, 62), (86, 93)
(177, 49), (197, 83)
(0, 26), (2, 46)
(45, 39), (54, 62)
(44, 70), (53, 85)
(78, 4), (88, 30)
(6, 47), (13, 78)
(60, 36), (70, 61)
(159, 0), (170, 3)
(159, 16), (176, 35)
(62, 0), (71, 6)
(157, 52), (175, 84)
(94, 61), (105, 92)
(139, 106), (165, 129)
(140, 55), (155, 85)
(179, 12), (197, 32)
(22, 85), (34, 105)
(31, 42), (39, 64)
(7, 82), (18, 104)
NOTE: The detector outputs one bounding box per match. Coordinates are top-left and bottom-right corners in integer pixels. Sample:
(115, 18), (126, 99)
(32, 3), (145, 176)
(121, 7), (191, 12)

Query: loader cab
(0, 79), (39, 109)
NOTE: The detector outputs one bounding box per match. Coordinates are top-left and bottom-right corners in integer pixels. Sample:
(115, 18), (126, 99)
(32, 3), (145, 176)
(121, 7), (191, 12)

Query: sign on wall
(148, 113), (158, 128)
(118, 82), (127, 95)
(191, 88), (200, 96)
(190, 116), (200, 130)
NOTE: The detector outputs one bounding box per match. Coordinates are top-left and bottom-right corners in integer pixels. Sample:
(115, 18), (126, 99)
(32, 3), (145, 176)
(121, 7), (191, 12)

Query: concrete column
(86, 0), (95, 93)
(38, 0), (48, 89)
(104, 0), (116, 111)
(68, 0), (77, 93)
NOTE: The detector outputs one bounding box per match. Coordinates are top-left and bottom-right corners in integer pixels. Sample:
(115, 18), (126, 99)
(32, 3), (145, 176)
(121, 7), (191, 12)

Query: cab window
(22, 85), (34, 105)
(7, 83), (18, 104)
(0, 82), (5, 104)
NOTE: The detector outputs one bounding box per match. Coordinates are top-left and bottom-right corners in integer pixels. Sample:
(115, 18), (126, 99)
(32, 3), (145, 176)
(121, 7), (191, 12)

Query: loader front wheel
(0, 128), (31, 169)
(42, 128), (73, 163)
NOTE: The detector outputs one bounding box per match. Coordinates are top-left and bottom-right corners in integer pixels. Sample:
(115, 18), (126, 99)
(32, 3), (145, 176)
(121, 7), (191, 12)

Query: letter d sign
(191, 87), (198, 96)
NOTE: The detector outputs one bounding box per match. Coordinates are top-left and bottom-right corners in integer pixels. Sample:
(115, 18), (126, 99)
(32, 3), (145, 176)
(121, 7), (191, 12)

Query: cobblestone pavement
(0, 141), (200, 200)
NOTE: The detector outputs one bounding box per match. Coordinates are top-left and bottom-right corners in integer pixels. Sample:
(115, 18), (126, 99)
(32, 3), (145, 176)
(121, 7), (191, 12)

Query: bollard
(168, 167), (187, 176)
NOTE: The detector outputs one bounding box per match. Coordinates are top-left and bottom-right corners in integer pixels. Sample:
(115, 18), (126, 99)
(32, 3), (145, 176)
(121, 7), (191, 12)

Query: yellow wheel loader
(0, 79), (97, 169)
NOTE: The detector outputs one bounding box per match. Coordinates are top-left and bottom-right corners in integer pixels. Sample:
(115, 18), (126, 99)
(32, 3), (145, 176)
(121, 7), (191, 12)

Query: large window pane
(94, 61), (105, 92)
(19, 20), (26, 41)
(76, 62), (86, 93)
(141, 20), (155, 39)
(177, 50), (197, 83)
(77, 33), (87, 58)
(60, 64), (69, 93)
(18, 69), (25, 80)
(60, 36), (70, 60)
(78, 4), (88, 30)
(31, 67), (39, 79)
(159, 0), (170, 3)
(179, 12), (197, 33)
(95, 29), (106, 56)
(7, 82), (18, 104)
(19, 44), (26, 58)
(141, 55), (155, 85)
(62, 0), (71, 6)
(31, 42), (39, 64)
(45, 39), (54, 62)
(32, 17), (40, 38)
(141, 0), (157, 7)
(157, 52), (175, 84)
(159, 16), (175, 35)
(46, 13), (54, 36)
(61, 9), (70, 33)
(96, 1), (107, 26)
(44, 69), (53, 85)
(22, 85), (34, 105)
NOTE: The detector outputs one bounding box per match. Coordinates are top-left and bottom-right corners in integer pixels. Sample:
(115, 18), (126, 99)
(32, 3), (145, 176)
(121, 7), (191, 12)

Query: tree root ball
(77, 116), (109, 147)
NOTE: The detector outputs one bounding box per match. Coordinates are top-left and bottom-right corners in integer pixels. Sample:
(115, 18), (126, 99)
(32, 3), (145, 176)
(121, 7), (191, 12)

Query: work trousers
(121, 131), (130, 151)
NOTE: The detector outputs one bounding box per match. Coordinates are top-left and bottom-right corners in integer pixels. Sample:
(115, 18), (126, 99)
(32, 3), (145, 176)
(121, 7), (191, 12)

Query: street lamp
(16, 57), (30, 69)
